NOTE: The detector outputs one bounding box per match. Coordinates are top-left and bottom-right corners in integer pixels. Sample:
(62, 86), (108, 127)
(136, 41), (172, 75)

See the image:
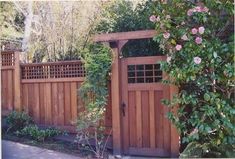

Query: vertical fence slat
(129, 91), (136, 147)
(39, 83), (45, 124)
(142, 91), (150, 147)
(155, 91), (164, 149)
(7, 70), (13, 110)
(149, 90), (156, 148)
(58, 82), (65, 125)
(136, 90), (142, 148)
(44, 83), (52, 125)
(64, 82), (71, 125)
(34, 83), (40, 123)
(14, 52), (21, 111)
(70, 82), (77, 124)
(52, 83), (58, 125)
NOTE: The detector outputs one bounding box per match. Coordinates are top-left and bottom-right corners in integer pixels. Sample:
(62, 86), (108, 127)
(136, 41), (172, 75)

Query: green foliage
(77, 43), (112, 158)
(6, 111), (34, 133)
(95, 0), (162, 57)
(16, 125), (61, 142)
(79, 43), (112, 111)
(180, 142), (235, 158)
(151, 0), (235, 157)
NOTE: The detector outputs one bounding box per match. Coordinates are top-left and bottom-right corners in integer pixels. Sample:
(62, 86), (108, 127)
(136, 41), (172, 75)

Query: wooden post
(111, 44), (122, 155)
(14, 52), (21, 111)
(170, 85), (179, 157)
(0, 52), (2, 111)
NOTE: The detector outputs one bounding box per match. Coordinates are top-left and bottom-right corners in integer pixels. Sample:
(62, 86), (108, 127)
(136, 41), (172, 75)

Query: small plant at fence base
(6, 111), (34, 133)
(16, 125), (61, 142)
(77, 43), (112, 158)
(150, 0), (234, 158)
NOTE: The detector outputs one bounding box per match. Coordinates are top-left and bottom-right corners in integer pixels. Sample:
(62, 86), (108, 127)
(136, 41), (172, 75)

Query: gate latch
(121, 102), (126, 116)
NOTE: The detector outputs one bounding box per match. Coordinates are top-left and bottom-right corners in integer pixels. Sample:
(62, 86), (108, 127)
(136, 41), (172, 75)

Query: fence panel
(1, 51), (112, 134)
(1, 51), (15, 112)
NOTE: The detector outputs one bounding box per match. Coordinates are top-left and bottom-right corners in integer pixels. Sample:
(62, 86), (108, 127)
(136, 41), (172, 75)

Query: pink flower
(194, 6), (202, 12)
(195, 37), (202, 44)
(181, 34), (189, 41)
(167, 56), (172, 63)
(201, 6), (209, 12)
(156, 16), (160, 22)
(163, 32), (170, 39)
(149, 15), (157, 22)
(187, 9), (193, 16)
(175, 44), (182, 51)
(198, 26), (205, 34)
(194, 57), (202, 64)
(191, 28), (198, 34)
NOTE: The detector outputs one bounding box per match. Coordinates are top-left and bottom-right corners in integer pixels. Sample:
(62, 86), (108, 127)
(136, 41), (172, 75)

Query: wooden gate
(121, 56), (172, 157)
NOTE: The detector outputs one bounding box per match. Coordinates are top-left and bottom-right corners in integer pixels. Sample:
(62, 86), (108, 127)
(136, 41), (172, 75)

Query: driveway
(2, 140), (81, 159)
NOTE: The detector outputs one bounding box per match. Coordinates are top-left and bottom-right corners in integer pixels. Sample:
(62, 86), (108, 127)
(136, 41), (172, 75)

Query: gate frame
(93, 30), (179, 157)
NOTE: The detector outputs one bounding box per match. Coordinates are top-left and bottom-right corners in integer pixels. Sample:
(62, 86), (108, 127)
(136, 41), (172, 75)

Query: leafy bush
(94, 0), (162, 57)
(150, 0), (235, 157)
(16, 125), (61, 142)
(79, 43), (112, 110)
(6, 111), (34, 133)
(78, 43), (112, 158)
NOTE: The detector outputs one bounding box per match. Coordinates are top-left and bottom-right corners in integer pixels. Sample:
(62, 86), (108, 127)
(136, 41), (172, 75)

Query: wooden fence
(1, 51), (112, 133)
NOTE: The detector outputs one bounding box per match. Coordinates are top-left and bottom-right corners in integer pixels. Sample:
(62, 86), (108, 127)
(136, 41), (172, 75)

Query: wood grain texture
(93, 30), (157, 42)
(34, 83), (40, 123)
(70, 82), (77, 124)
(149, 90), (156, 148)
(155, 91), (164, 149)
(136, 91), (142, 148)
(111, 47), (121, 155)
(58, 83), (65, 125)
(64, 82), (71, 125)
(39, 83), (45, 124)
(141, 91), (150, 148)
(44, 83), (52, 125)
(51, 83), (58, 125)
(128, 91), (137, 148)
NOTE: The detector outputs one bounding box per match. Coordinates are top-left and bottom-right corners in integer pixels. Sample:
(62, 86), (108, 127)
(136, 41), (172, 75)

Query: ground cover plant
(150, 0), (234, 157)
(4, 111), (62, 143)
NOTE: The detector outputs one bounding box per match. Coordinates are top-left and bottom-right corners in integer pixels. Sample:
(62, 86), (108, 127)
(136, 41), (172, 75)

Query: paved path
(2, 140), (81, 159)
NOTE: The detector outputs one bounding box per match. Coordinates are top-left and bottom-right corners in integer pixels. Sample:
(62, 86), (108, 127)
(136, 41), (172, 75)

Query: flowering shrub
(150, 0), (234, 157)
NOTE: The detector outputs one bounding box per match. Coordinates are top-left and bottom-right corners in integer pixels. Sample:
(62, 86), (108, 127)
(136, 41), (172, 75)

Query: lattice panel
(127, 64), (162, 83)
(1, 52), (15, 66)
(21, 61), (86, 79)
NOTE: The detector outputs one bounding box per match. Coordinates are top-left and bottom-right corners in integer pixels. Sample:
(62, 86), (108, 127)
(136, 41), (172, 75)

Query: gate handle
(121, 102), (126, 116)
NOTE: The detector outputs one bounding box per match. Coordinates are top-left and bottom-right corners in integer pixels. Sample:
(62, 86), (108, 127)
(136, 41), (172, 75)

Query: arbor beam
(93, 30), (156, 42)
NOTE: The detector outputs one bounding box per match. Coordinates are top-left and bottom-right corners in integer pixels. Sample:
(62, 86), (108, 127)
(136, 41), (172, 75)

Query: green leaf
(204, 93), (210, 101)
(213, 52), (218, 58)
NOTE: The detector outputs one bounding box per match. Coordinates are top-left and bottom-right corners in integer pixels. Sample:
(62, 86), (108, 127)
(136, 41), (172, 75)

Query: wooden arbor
(93, 30), (179, 157)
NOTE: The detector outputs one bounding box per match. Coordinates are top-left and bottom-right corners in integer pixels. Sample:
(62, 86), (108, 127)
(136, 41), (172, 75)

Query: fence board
(44, 83), (52, 125)
(141, 91), (150, 148)
(64, 82), (71, 125)
(71, 82), (78, 124)
(51, 83), (58, 125)
(34, 83), (40, 123)
(136, 91), (142, 148)
(7, 70), (13, 110)
(39, 83), (45, 124)
(58, 83), (65, 125)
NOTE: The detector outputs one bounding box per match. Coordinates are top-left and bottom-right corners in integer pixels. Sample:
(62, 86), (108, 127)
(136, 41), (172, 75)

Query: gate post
(110, 44), (122, 155)
(14, 51), (21, 111)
